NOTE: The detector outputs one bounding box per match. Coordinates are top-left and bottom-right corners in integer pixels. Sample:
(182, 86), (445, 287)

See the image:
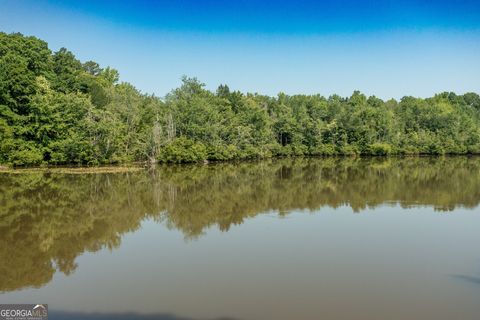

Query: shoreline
(0, 165), (145, 174)
(1, 154), (479, 173)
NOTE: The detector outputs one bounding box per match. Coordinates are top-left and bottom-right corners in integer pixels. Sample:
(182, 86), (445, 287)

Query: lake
(1, 157), (480, 320)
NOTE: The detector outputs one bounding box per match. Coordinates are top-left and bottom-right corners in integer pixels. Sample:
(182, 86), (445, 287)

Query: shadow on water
(50, 311), (239, 320)
(451, 274), (480, 286)
(1, 156), (480, 292)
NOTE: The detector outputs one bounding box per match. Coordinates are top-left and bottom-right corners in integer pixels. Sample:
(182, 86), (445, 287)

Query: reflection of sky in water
(3, 207), (480, 320)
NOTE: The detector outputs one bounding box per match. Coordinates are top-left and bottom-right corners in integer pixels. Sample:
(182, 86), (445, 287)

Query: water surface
(1, 157), (480, 320)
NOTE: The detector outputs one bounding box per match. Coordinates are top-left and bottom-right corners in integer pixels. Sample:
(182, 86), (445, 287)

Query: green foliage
(1, 32), (480, 165)
(309, 144), (337, 156)
(339, 144), (361, 156)
(5, 142), (43, 166)
(159, 137), (207, 163)
(368, 143), (393, 156)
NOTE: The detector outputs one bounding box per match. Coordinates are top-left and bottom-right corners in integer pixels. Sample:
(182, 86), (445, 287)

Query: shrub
(291, 144), (308, 156)
(309, 144), (337, 156)
(467, 144), (480, 154)
(339, 144), (360, 156)
(367, 143), (393, 156)
(8, 144), (43, 166)
(206, 144), (238, 161)
(159, 137), (207, 163)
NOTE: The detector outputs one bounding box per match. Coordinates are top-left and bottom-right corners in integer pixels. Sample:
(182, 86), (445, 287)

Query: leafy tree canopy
(1, 32), (480, 166)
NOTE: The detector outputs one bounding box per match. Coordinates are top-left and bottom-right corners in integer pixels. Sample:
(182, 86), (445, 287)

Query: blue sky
(0, 0), (479, 99)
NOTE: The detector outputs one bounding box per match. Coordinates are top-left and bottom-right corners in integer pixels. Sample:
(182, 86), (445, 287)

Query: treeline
(1, 32), (480, 166)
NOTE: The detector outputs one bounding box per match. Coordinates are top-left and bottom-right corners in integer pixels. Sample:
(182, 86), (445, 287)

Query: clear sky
(1, 0), (479, 99)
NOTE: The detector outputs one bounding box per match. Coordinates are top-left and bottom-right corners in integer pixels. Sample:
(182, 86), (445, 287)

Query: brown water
(1, 157), (480, 320)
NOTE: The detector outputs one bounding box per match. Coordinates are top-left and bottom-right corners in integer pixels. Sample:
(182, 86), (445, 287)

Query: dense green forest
(1, 32), (480, 166)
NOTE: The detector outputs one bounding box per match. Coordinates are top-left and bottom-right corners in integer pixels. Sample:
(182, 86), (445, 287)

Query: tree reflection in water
(1, 157), (480, 292)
